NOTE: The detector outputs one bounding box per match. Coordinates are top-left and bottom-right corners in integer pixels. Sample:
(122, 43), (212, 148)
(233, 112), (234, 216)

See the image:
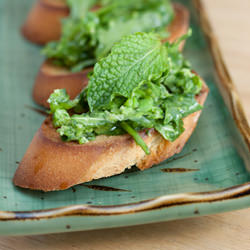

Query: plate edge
(0, 183), (250, 221)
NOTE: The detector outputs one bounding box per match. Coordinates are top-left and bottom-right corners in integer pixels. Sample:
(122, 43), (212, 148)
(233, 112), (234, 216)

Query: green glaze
(0, 0), (249, 235)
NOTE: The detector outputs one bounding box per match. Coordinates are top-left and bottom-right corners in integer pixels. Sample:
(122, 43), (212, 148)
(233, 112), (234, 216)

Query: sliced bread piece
(14, 80), (208, 191)
(21, 0), (69, 45)
(32, 60), (92, 108)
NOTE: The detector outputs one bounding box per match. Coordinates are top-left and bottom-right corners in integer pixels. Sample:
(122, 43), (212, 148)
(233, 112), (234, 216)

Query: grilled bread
(14, 80), (208, 192)
(21, 0), (69, 45)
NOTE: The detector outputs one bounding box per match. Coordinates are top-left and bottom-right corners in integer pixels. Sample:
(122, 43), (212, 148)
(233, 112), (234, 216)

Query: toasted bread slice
(14, 80), (208, 192)
(32, 60), (92, 108)
(32, 3), (189, 108)
(21, 0), (69, 45)
(22, 2), (188, 45)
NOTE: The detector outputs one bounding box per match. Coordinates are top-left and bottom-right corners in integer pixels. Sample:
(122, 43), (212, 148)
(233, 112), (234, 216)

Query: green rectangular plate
(0, 0), (249, 236)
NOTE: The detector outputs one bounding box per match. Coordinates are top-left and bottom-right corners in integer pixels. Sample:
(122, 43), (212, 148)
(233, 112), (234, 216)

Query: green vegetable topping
(48, 32), (203, 154)
(87, 32), (168, 111)
(43, 0), (174, 72)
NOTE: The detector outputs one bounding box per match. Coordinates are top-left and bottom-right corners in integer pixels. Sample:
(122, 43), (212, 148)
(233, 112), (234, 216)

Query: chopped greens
(43, 0), (174, 72)
(48, 32), (203, 154)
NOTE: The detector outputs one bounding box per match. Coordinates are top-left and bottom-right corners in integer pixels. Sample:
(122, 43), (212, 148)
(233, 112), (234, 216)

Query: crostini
(21, 0), (69, 45)
(14, 32), (209, 191)
(22, 1), (187, 45)
(32, 2), (189, 108)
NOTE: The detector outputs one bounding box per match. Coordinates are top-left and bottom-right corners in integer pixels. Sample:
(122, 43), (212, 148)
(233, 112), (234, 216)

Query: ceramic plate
(0, 0), (249, 236)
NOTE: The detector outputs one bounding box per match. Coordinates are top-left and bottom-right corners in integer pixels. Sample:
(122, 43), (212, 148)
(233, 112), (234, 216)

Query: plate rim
(1, 0), (249, 223)
(0, 183), (250, 221)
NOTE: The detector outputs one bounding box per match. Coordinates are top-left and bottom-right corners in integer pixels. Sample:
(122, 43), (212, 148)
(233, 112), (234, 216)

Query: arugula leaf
(96, 12), (170, 59)
(43, 13), (99, 69)
(153, 94), (202, 142)
(48, 89), (80, 113)
(155, 119), (185, 142)
(87, 32), (168, 111)
(49, 32), (204, 154)
(164, 95), (202, 125)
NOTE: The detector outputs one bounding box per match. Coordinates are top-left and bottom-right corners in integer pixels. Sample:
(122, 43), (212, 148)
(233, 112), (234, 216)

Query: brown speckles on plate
(25, 105), (48, 116)
(165, 152), (193, 164)
(194, 209), (200, 215)
(82, 184), (131, 192)
(161, 168), (199, 173)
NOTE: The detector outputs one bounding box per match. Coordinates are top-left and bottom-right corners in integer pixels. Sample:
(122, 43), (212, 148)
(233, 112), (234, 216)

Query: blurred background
(204, 0), (250, 121)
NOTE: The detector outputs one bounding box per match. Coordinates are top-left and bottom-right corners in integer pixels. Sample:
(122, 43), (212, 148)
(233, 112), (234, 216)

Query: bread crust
(32, 60), (92, 107)
(166, 3), (189, 50)
(21, 0), (69, 45)
(32, 3), (190, 108)
(14, 81), (209, 191)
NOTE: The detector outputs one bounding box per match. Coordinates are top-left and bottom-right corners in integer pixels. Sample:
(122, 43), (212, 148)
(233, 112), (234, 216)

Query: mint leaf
(87, 32), (168, 111)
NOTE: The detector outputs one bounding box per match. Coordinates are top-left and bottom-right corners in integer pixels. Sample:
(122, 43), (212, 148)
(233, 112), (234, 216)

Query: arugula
(43, 0), (174, 72)
(48, 32), (203, 154)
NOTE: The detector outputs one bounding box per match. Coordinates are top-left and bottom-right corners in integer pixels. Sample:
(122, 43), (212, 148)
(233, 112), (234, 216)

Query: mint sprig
(87, 32), (168, 111)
